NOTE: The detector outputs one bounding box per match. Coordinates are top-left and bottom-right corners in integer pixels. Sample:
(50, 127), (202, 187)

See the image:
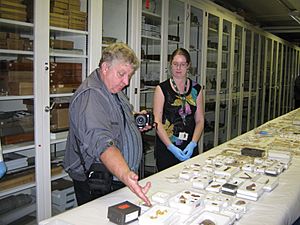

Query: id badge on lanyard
(178, 132), (189, 141)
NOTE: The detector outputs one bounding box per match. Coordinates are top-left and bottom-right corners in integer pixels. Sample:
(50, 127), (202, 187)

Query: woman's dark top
(155, 78), (202, 171)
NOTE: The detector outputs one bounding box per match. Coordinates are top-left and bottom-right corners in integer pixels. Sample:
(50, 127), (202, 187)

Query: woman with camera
(153, 48), (204, 171)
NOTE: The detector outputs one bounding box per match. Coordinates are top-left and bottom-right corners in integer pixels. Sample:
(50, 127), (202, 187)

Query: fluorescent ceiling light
(289, 10), (300, 24)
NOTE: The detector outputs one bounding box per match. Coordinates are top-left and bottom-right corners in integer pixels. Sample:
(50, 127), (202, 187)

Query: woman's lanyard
(170, 77), (188, 125)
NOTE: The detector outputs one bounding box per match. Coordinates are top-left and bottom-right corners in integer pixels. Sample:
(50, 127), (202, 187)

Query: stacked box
(68, 14), (86, 31)
(23, 0), (33, 22)
(50, 102), (69, 132)
(50, 0), (87, 31)
(0, 59), (33, 95)
(0, 165), (63, 191)
(51, 179), (77, 212)
(50, 84), (78, 94)
(0, 32), (32, 51)
(2, 131), (34, 144)
(0, 32), (7, 49)
(50, 0), (69, 28)
(8, 81), (32, 95)
(50, 12), (69, 28)
(0, 32), (33, 51)
(0, 110), (34, 145)
(68, 0), (87, 31)
(0, 0), (27, 22)
(50, 62), (82, 93)
(50, 39), (74, 50)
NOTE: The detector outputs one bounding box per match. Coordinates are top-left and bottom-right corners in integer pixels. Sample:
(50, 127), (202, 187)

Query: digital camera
(134, 112), (154, 129)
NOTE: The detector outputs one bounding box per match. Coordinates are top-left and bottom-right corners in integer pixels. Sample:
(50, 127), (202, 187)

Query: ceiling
(209, 0), (300, 46)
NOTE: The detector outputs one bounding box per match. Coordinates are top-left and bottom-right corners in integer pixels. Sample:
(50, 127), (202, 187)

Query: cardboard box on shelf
(0, 32), (7, 39)
(8, 81), (33, 95)
(0, 71), (33, 94)
(50, 84), (79, 94)
(50, 12), (68, 20)
(50, 62), (82, 85)
(66, 9), (87, 18)
(0, 165), (64, 191)
(1, 131), (34, 145)
(50, 1), (68, 10)
(7, 38), (25, 50)
(51, 103), (69, 132)
(0, 4), (27, 21)
(68, 4), (80, 11)
(0, 0), (27, 11)
(23, 39), (33, 51)
(50, 19), (69, 29)
(50, 6), (66, 14)
(50, 39), (74, 50)
(50, 75), (81, 86)
(53, 0), (69, 4)
(51, 179), (77, 212)
(68, 0), (80, 6)
(7, 32), (21, 39)
(0, 70), (33, 82)
(0, 59), (33, 71)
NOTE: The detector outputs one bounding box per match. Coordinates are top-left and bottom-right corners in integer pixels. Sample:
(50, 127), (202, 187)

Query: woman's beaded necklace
(170, 77), (188, 125)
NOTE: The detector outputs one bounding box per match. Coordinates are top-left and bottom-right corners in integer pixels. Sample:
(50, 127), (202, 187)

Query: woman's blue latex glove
(0, 161), (7, 179)
(167, 144), (189, 161)
(183, 141), (197, 159)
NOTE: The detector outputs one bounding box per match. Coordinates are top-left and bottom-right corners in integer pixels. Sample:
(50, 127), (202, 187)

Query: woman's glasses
(172, 62), (188, 69)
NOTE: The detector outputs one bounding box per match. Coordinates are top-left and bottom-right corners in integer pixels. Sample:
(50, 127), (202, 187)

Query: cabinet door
(266, 40), (275, 121)
(49, 0), (90, 218)
(140, 0), (163, 111)
(230, 24), (243, 139)
(270, 40), (279, 119)
(167, 0), (185, 58)
(249, 32), (260, 130)
(257, 36), (266, 126)
(281, 45), (288, 114)
(262, 38), (272, 123)
(218, 19), (232, 145)
(241, 28), (251, 134)
(103, 0), (128, 46)
(0, 0), (100, 223)
(0, 1), (37, 223)
(189, 5), (204, 84)
(204, 13), (220, 151)
(276, 43), (284, 116)
(284, 47), (292, 112)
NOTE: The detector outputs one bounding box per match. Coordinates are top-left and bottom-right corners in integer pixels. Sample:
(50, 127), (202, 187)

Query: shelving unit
(0, 0), (103, 223)
(0, 7), (36, 212)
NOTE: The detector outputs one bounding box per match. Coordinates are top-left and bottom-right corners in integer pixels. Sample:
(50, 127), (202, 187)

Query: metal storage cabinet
(0, 0), (102, 223)
(128, 0), (300, 153)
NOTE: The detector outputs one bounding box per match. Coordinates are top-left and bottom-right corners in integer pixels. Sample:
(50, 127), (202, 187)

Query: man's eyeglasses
(172, 62), (188, 69)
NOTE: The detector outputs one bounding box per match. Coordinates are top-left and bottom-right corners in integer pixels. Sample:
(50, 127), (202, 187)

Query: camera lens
(135, 114), (147, 128)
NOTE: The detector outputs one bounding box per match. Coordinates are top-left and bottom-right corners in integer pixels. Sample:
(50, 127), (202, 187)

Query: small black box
(241, 147), (265, 157)
(107, 201), (141, 225)
(221, 183), (238, 196)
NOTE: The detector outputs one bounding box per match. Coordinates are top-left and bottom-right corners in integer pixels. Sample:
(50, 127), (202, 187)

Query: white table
(40, 110), (300, 225)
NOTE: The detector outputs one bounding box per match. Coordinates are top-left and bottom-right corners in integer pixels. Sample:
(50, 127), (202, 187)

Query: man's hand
(100, 146), (152, 206)
(123, 171), (152, 206)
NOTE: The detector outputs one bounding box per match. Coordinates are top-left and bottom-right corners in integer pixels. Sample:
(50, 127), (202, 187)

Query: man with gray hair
(63, 43), (151, 206)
